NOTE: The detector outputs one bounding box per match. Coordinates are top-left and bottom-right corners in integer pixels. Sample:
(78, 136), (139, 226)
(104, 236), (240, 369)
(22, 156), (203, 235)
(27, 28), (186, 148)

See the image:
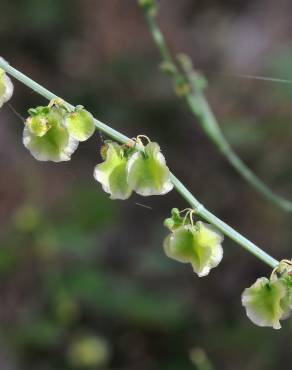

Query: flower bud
(126, 142), (173, 196)
(0, 68), (13, 108)
(164, 208), (183, 231)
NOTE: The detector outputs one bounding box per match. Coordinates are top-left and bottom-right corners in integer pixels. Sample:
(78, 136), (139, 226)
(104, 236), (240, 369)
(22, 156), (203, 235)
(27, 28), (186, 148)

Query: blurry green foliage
(47, 268), (190, 329)
(1, 0), (292, 369)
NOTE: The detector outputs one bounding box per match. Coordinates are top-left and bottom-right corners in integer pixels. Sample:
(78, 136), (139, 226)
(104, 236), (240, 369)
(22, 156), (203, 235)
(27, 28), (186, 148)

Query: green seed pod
(164, 208), (184, 231)
(0, 68), (13, 108)
(241, 277), (290, 329)
(163, 222), (223, 277)
(127, 142), (173, 196)
(94, 142), (132, 200)
(23, 106), (79, 162)
(65, 108), (95, 142)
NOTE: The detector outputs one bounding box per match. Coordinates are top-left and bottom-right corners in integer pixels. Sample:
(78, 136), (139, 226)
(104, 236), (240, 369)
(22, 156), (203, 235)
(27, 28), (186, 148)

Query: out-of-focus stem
(139, 2), (292, 213)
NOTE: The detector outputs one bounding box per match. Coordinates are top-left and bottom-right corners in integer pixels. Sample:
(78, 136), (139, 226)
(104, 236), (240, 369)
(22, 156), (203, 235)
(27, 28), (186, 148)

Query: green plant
(0, 52), (291, 330)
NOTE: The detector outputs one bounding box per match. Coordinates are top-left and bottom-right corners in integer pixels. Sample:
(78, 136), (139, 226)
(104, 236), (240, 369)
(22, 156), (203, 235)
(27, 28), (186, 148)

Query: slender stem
(140, 5), (292, 213)
(0, 57), (279, 268)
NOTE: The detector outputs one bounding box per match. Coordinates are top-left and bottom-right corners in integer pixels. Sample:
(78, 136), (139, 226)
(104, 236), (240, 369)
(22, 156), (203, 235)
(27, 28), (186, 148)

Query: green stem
(0, 57), (279, 268)
(140, 5), (292, 213)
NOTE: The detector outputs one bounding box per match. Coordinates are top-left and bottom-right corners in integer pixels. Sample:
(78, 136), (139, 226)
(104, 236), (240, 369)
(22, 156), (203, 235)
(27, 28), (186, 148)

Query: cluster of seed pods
(1, 66), (292, 330)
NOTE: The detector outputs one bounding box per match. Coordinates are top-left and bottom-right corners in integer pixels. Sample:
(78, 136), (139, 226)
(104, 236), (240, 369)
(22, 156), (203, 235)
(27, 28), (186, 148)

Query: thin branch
(0, 57), (279, 268)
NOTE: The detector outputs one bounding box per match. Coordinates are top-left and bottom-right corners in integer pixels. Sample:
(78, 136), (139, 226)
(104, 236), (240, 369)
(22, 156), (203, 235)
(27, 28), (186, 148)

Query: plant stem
(0, 57), (279, 268)
(140, 4), (292, 213)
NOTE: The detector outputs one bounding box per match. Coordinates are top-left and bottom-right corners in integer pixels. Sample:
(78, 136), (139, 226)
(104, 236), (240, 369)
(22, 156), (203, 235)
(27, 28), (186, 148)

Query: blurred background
(1, 0), (292, 369)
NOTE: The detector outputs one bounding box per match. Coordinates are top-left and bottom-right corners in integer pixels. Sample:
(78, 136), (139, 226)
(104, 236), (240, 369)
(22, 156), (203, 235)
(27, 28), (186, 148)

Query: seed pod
(127, 142), (173, 196)
(0, 68), (13, 108)
(94, 142), (132, 200)
(23, 106), (79, 162)
(163, 221), (223, 277)
(242, 277), (290, 329)
(65, 108), (95, 142)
